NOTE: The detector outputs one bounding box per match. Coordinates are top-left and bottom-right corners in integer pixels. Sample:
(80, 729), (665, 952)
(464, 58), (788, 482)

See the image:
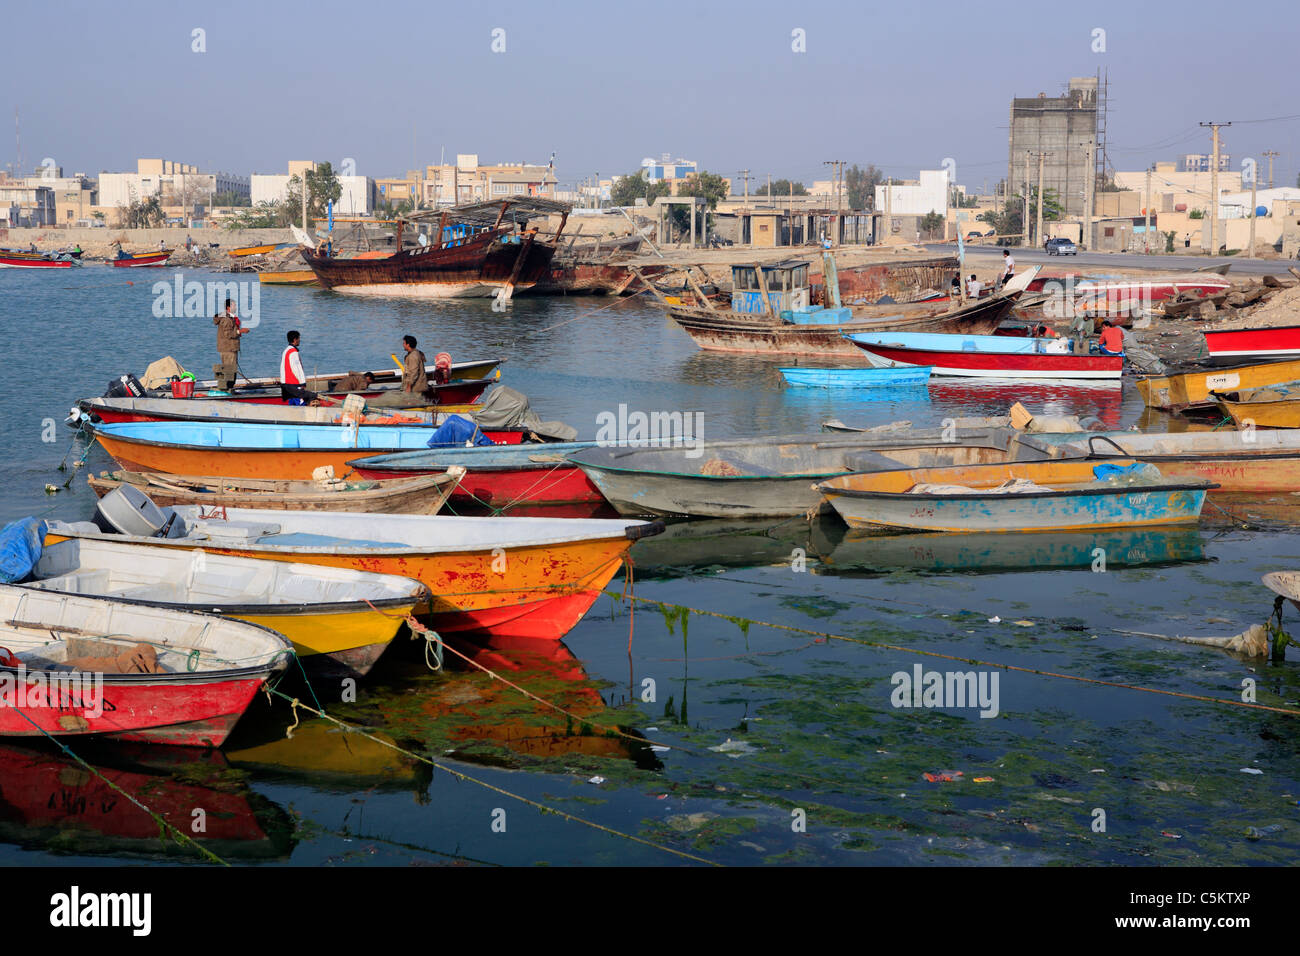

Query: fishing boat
(1202, 324), (1300, 365)
(258, 270), (319, 286)
(91, 421), (520, 480)
(845, 331), (1122, 380)
(777, 366), (932, 388)
(1211, 380), (1300, 428)
(229, 243), (293, 258)
(1023, 429), (1300, 492)
(0, 253), (74, 269)
(566, 429), (1059, 518)
(642, 260), (1035, 359)
(300, 198), (569, 298)
(1135, 359), (1300, 412)
(350, 442), (604, 511)
(1024, 270), (1233, 301)
(109, 250), (171, 268)
(78, 393), (488, 426)
(0, 583), (288, 746)
(86, 467), (465, 515)
(23, 536), (428, 676)
(815, 459), (1214, 533)
(44, 504), (662, 642)
(190, 356), (502, 390)
(195, 377), (492, 408)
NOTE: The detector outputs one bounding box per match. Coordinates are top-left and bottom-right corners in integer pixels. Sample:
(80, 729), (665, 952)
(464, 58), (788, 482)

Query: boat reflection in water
(818, 526), (1209, 575)
(336, 636), (663, 770)
(0, 742), (294, 861)
(926, 379), (1125, 428)
(628, 516), (1208, 577)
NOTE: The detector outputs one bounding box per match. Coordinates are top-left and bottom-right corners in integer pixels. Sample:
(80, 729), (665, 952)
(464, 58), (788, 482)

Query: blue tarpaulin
(0, 517), (45, 583)
(425, 415), (492, 448)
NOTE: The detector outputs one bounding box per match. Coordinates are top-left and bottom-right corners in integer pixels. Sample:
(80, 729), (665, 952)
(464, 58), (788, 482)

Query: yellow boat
(258, 270), (319, 286)
(1214, 380), (1300, 428)
(1137, 359), (1300, 412)
(229, 243), (279, 257)
(25, 537), (427, 676)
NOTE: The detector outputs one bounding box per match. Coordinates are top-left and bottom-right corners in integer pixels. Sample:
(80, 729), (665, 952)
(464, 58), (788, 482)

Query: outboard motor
(92, 484), (174, 537)
(104, 374), (145, 399)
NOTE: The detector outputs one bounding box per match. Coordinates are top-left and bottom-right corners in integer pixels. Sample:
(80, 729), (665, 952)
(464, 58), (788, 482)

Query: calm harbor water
(1, 265), (1297, 866)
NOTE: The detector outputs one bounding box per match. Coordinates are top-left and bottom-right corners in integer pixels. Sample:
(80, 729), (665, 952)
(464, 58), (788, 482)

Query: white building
(875, 169), (950, 217)
(251, 171), (373, 216)
(1218, 187), (1300, 219)
(98, 160), (249, 211)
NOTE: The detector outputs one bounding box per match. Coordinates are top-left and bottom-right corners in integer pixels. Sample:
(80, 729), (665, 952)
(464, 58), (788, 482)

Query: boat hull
(1203, 325), (1300, 364)
(1215, 398), (1300, 429)
(87, 470), (462, 514)
(778, 366), (932, 388)
(258, 271), (319, 286)
(110, 253), (171, 268)
(0, 256), (73, 269)
(852, 341), (1122, 380)
(0, 677), (266, 746)
(817, 459), (1210, 532)
(1136, 359), (1300, 412)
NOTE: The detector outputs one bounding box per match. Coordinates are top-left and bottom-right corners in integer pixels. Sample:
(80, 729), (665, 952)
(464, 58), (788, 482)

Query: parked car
(1044, 237), (1078, 256)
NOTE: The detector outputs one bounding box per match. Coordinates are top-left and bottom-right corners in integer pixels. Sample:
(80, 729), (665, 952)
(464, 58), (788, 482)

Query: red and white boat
(1202, 324), (1300, 365)
(1025, 271), (1232, 302)
(0, 254), (74, 269)
(846, 331), (1123, 381)
(0, 584), (288, 747)
(109, 250), (172, 268)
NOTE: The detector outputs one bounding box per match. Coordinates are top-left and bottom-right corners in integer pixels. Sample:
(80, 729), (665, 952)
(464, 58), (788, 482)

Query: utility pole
(1263, 150), (1278, 189)
(1144, 164), (1152, 254)
(1034, 150), (1046, 249)
(738, 169), (752, 203)
(766, 172), (772, 206)
(1022, 152), (1031, 247)
(1079, 140), (1095, 252)
(1200, 122), (1230, 256)
(823, 160), (844, 244)
(1248, 165), (1258, 259)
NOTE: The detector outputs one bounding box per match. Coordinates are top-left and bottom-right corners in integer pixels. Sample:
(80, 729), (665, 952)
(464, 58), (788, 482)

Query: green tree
(213, 190), (251, 207)
(225, 200), (284, 230)
(282, 162), (344, 226)
(755, 179), (808, 197)
(844, 164), (885, 210)
(670, 170), (730, 237)
(919, 210), (945, 238)
(610, 171), (671, 207)
(1188, 208), (1204, 220)
(1163, 230), (1176, 253)
(977, 203), (1022, 244)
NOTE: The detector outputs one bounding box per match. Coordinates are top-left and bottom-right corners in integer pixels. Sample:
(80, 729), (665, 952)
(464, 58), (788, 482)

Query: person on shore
(1000, 249), (1015, 287)
(280, 330), (317, 404)
(185, 235), (193, 253)
(335, 371), (376, 393)
(213, 298), (247, 391)
(158, 239), (165, 252)
(401, 335), (429, 394)
(966, 274), (982, 299)
(1098, 318), (1125, 356)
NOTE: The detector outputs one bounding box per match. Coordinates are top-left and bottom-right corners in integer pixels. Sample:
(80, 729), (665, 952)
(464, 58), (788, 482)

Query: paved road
(923, 243), (1297, 277)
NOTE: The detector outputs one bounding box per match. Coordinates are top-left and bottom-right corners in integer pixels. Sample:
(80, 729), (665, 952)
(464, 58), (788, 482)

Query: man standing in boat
(280, 330), (317, 404)
(401, 335), (429, 396)
(999, 249), (1015, 288)
(213, 297), (247, 391)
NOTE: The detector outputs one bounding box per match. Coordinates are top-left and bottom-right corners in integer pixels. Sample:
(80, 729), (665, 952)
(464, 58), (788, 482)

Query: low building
(20, 171), (96, 226)
(875, 170), (949, 218)
(416, 155), (557, 207)
(0, 180), (55, 226)
(98, 158), (249, 214)
(252, 161), (374, 215)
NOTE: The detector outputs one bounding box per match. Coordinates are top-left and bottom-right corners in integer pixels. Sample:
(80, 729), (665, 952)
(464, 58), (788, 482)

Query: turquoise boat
(778, 366), (932, 388)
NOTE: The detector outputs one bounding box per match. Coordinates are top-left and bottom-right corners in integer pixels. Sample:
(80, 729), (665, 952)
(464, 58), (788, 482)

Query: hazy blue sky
(6, 0), (1297, 192)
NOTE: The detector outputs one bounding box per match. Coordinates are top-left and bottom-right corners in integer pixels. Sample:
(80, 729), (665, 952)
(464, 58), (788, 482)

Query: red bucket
(170, 379), (195, 399)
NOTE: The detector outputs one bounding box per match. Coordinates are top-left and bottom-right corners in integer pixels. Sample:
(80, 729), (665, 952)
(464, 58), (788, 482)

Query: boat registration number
(1205, 373), (1240, 390)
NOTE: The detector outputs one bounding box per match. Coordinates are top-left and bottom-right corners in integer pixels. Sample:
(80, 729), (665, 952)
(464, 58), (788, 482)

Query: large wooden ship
(299, 198), (570, 298)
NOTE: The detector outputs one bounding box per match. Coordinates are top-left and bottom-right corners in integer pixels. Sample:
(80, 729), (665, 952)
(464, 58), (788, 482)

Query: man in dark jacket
(213, 298), (246, 390)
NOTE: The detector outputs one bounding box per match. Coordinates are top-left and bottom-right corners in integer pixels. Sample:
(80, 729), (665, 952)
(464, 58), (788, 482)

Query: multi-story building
(416, 155), (557, 207)
(1006, 77), (1099, 220)
(0, 178), (56, 226)
(1177, 153), (1232, 173)
(875, 170), (950, 217)
(19, 168), (97, 226)
(98, 159), (250, 216)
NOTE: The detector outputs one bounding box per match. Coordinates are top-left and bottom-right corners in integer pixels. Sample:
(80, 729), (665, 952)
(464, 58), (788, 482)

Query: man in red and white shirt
(280, 330), (317, 404)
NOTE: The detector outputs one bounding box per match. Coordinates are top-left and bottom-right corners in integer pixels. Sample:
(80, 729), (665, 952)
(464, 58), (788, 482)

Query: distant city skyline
(6, 0), (1298, 194)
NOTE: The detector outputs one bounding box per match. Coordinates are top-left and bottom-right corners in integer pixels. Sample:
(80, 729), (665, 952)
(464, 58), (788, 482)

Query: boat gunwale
(817, 478), (1218, 502)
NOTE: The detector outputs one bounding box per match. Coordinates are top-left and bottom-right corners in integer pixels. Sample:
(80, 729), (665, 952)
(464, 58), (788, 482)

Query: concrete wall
(0, 225), (293, 251)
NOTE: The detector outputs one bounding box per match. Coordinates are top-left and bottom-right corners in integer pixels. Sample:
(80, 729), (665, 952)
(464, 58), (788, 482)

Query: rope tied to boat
(405, 614), (444, 671)
(284, 697), (301, 739)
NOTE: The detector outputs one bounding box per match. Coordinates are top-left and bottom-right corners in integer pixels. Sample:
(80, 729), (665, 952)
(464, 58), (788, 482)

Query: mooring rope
(258, 684), (720, 866)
